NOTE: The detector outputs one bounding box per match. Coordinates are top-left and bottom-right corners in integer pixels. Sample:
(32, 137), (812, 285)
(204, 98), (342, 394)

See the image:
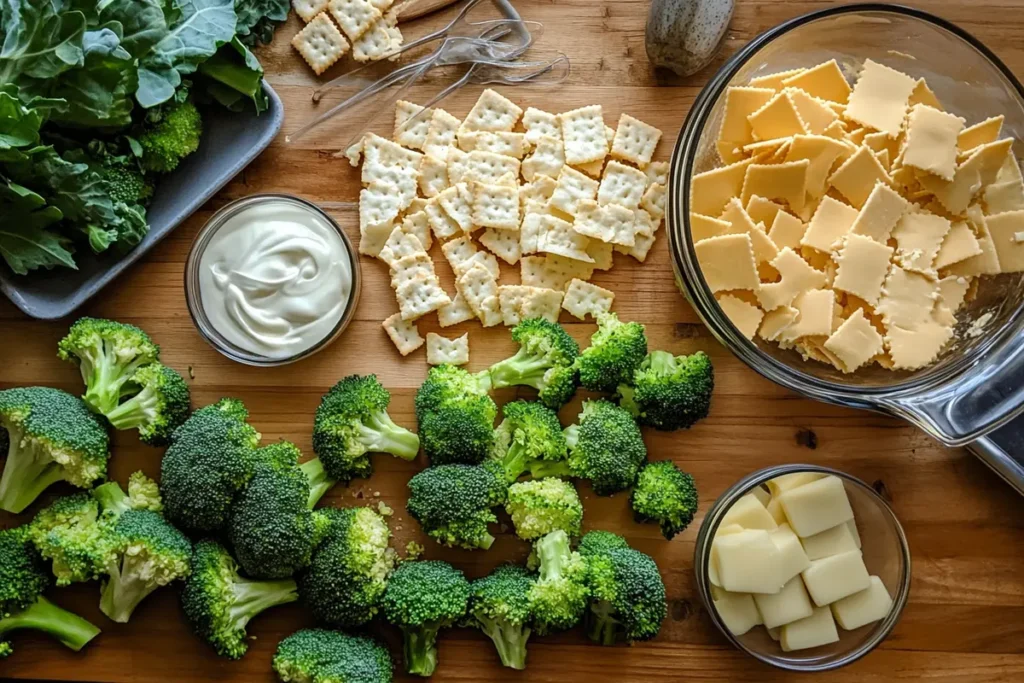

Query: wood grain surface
(2, 1), (1024, 681)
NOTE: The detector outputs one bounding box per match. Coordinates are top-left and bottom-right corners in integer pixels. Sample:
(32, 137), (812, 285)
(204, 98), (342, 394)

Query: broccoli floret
(577, 530), (629, 558)
(160, 398), (262, 533)
(382, 560), (470, 677)
(273, 628), (394, 683)
(583, 545), (666, 644)
(138, 98), (202, 174)
(101, 156), (154, 207)
(527, 530), (589, 635)
(574, 313), (648, 393)
(415, 365), (496, 465)
(564, 400), (646, 496)
(104, 362), (191, 446)
(0, 526), (101, 658)
(0, 387), (110, 513)
(630, 461), (699, 540)
(57, 317), (161, 416)
(490, 400), (569, 482)
(312, 375), (419, 483)
(298, 506), (395, 628)
(88, 478), (191, 623)
(406, 462), (508, 550)
(181, 540), (298, 659)
(466, 564), (535, 670)
(618, 350), (714, 431)
(505, 478), (583, 540)
(488, 318), (580, 409)
(228, 442), (336, 580)
(29, 493), (108, 586)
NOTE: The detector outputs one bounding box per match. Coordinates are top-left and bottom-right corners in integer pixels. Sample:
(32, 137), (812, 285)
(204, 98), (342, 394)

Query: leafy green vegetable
(197, 38), (268, 113)
(234, 0), (290, 47)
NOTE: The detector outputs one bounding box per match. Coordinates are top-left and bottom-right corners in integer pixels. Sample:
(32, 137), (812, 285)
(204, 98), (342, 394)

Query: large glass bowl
(694, 465), (912, 671)
(668, 4), (1024, 446)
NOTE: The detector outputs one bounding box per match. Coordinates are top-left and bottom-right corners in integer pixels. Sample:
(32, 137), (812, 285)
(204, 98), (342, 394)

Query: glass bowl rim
(183, 193), (361, 367)
(667, 2), (1024, 402)
(693, 464), (913, 672)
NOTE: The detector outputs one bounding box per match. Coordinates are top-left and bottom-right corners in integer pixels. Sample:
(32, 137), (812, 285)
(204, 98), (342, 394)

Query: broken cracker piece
(562, 279), (615, 319)
(426, 333), (469, 366)
(383, 313), (424, 355)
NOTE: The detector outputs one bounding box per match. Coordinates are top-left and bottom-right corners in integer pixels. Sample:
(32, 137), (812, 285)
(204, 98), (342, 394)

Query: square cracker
(293, 0), (330, 23)
(645, 161), (669, 186)
(611, 113), (663, 167)
(460, 88), (523, 134)
(641, 182), (665, 219)
(352, 18), (401, 62)
(457, 264), (499, 317)
(437, 292), (475, 327)
(560, 104), (609, 165)
(523, 107), (561, 145)
(479, 228), (521, 264)
(378, 228), (425, 267)
(497, 285), (533, 326)
(437, 183), (473, 233)
(538, 214), (595, 262)
(521, 255), (594, 290)
(464, 150), (520, 185)
(587, 238), (614, 270)
(401, 210), (432, 251)
(598, 160), (649, 209)
(423, 109), (461, 160)
(359, 181), (403, 235)
(441, 236), (478, 275)
(418, 154), (449, 198)
(471, 181), (520, 230)
(426, 333), (469, 366)
(292, 13), (349, 75)
(520, 288), (564, 323)
(393, 100), (430, 150)
(457, 131), (526, 159)
(562, 279), (615, 319)
(573, 200), (635, 246)
(424, 198), (461, 241)
(520, 212), (545, 255)
(329, 0), (381, 41)
(549, 166), (600, 216)
(396, 275), (451, 321)
(522, 134), (565, 181)
(521, 174), (558, 213)
(389, 252), (434, 291)
(382, 313), (424, 356)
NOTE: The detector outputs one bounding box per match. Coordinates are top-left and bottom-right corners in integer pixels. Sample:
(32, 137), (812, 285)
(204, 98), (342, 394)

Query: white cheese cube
(831, 576), (893, 630)
(767, 626), (781, 641)
(770, 523), (812, 583)
(847, 519), (862, 549)
(753, 575), (814, 629)
(780, 606), (840, 652)
(709, 524), (746, 587)
(711, 585), (763, 636)
(779, 475), (855, 537)
(801, 521), (859, 560)
(751, 485), (771, 506)
(721, 493), (779, 531)
(801, 550), (872, 606)
(767, 471), (825, 496)
(766, 497), (788, 525)
(714, 529), (787, 594)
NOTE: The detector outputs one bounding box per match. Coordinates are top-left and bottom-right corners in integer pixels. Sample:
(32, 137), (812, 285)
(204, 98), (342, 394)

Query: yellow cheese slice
(691, 213), (731, 242)
(829, 145), (893, 208)
(891, 210), (953, 272)
(944, 205), (1002, 276)
(823, 308), (885, 373)
(749, 68), (807, 91)
(695, 233), (760, 292)
(784, 134), (849, 198)
(958, 115), (1003, 153)
(848, 182), (909, 243)
(720, 197), (779, 264)
(845, 127), (868, 146)
(718, 86), (776, 147)
(743, 137), (793, 162)
(845, 59), (917, 137)
(902, 105), (965, 181)
(918, 138), (1012, 214)
(908, 77), (942, 110)
(757, 247), (827, 310)
(747, 91), (809, 141)
(780, 288), (835, 341)
(886, 316), (954, 370)
(801, 195), (860, 253)
(984, 179), (1024, 214)
(746, 195), (785, 227)
(741, 160), (810, 210)
(785, 88), (839, 135)
(690, 157), (756, 217)
(984, 209), (1024, 272)
(768, 211), (808, 251)
(759, 305), (799, 340)
(832, 233), (894, 305)
(716, 140), (746, 164)
(781, 59), (852, 104)
(862, 130), (901, 159)
(933, 220), (982, 270)
(998, 153), (1023, 183)
(937, 275), (971, 314)
(717, 294), (765, 340)
(876, 265), (939, 329)
(822, 120), (847, 140)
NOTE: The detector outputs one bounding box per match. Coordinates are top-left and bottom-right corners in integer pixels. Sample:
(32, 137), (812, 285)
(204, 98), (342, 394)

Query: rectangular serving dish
(0, 82), (284, 320)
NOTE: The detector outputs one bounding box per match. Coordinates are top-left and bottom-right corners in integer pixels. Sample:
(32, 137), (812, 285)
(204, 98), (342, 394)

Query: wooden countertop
(2, 1), (1023, 681)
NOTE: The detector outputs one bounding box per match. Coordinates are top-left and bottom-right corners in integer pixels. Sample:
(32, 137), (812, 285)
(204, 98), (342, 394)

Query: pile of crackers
(291, 0), (403, 74)
(351, 89), (666, 359)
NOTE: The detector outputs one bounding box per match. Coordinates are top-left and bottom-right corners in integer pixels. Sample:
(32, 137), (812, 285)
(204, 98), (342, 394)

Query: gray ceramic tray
(0, 82), (284, 320)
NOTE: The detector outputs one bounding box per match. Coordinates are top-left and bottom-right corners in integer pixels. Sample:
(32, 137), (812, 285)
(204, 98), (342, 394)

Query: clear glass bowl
(667, 4), (1024, 446)
(184, 194), (361, 366)
(694, 465), (912, 671)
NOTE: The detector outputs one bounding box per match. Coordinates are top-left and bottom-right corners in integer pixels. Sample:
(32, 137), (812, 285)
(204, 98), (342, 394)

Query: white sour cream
(198, 200), (351, 360)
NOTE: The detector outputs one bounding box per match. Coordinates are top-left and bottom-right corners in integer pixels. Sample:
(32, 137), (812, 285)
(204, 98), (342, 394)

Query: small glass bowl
(693, 465), (911, 672)
(184, 194), (361, 367)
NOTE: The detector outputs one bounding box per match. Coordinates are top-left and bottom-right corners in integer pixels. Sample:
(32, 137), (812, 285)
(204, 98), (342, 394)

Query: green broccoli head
(138, 97), (202, 174)
(0, 387), (110, 513)
(273, 628), (394, 683)
(312, 375), (420, 482)
(630, 461), (699, 540)
(0, 526), (101, 658)
(618, 350), (714, 431)
(104, 362), (191, 446)
(565, 400), (646, 496)
(382, 560), (470, 677)
(574, 313), (648, 393)
(298, 506), (395, 628)
(577, 530), (629, 558)
(584, 546), (667, 645)
(491, 400), (569, 482)
(181, 540), (298, 659)
(415, 365), (496, 465)
(406, 462), (508, 550)
(57, 317), (161, 416)
(160, 399), (262, 534)
(30, 493), (110, 586)
(467, 564), (535, 670)
(505, 478), (583, 541)
(100, 156), (153, 207)
(489, 318), (580, 409)
(527, 530), (589, 635)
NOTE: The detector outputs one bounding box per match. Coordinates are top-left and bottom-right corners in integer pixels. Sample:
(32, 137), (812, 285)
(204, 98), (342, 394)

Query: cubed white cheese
(767, 471), (825, 496)
(708, 524), (745, 587)
(779, 475), (855, 537)
(721, 493), (779, 531)
(780, 605), (840, 652)
(831, 575), (893, 630)
(766, 497), (788, 526)
(753, 575), (815, 629)
(751, 485), (772, 506)
(801, 521), (859, 560)
(770, 523), (812, 584)
(711, 585), (763, 636)
(801, 550), (871, 606)
(714, 529), (788, 594)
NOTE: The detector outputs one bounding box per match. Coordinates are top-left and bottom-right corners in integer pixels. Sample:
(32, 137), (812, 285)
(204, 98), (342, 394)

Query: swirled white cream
(198, 200), (351, 359)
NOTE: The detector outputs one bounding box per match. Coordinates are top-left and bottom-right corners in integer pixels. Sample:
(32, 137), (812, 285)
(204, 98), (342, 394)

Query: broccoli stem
(616, 385), (640, 418)
(104, 384), (159, 430)
(0, 436), (68, 514)
(92, 480), (131, 515)
(228, 578), (299, 631)
(478, 617), (530, 669)
(527, 459), (572, 479)
(0, 596), (101, 651)
(489, 349), (549, 390)
(562, 425), (580, 450)
(360, 412), (420, 461)
(535, 531), (570, 582)
(99, 553), (159, 623)
(647, 350), (675, 373)
(585, 600), (621, 646)
(402, 625), (440, 677)
(299, 458), (336, 509)
(81, 349), (150, 416)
